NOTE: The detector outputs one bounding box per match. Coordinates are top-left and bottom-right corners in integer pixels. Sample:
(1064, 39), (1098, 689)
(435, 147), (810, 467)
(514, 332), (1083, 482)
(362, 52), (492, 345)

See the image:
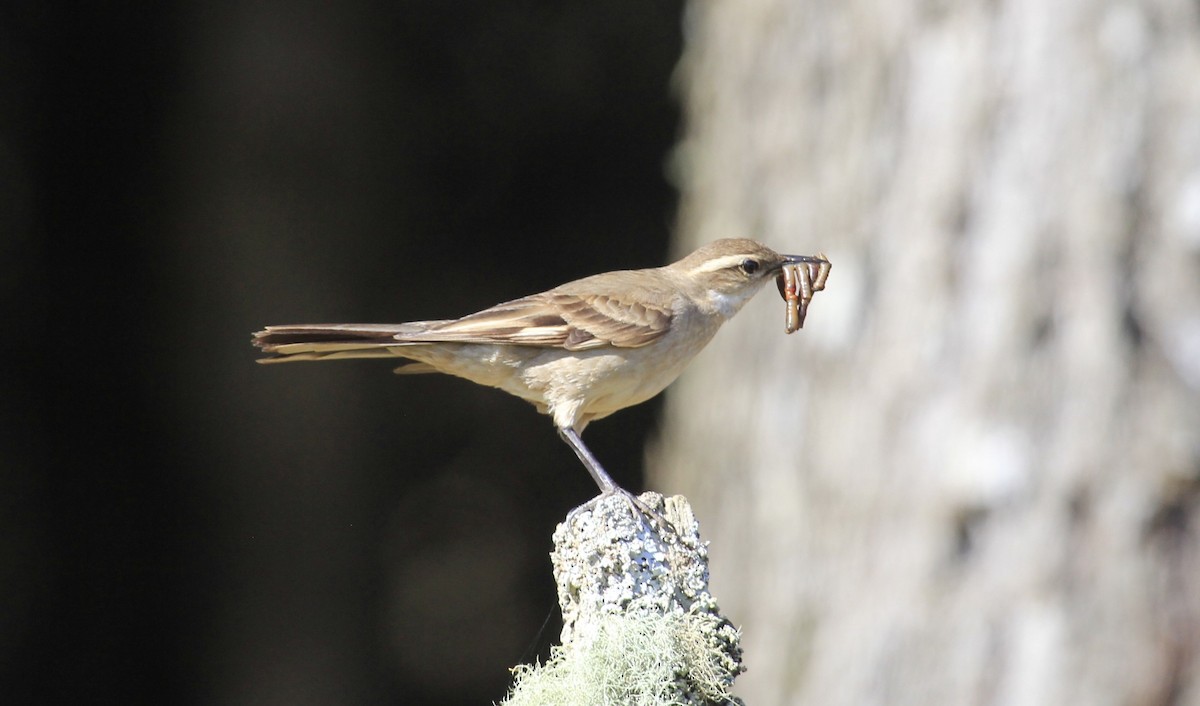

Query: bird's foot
(565, 487), (678, 540)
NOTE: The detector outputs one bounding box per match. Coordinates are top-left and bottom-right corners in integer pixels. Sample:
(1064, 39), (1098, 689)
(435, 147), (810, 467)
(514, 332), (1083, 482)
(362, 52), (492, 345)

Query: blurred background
(7, 1), (1200, 705)
(6, 2), (680, 704)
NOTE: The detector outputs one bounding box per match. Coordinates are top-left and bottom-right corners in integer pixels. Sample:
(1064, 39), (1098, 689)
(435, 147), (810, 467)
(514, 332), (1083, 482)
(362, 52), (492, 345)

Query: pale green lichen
(502, 608), (742, 706)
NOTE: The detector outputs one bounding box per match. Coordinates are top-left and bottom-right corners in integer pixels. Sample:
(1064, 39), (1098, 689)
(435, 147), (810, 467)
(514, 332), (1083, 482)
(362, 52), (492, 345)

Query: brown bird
(253, 239), (828, 513)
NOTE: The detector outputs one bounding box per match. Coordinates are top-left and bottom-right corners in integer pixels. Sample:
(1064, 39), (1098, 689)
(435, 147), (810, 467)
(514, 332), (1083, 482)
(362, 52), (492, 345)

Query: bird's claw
(565, 488), (678, 539)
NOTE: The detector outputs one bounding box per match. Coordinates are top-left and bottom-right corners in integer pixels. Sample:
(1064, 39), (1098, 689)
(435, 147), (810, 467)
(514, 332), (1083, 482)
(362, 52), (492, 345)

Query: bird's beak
(781, 254), (827, 266)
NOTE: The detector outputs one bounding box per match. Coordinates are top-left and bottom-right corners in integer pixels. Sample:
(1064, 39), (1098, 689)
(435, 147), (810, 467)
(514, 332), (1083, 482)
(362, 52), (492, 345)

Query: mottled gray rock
(503, 493), (744, 706)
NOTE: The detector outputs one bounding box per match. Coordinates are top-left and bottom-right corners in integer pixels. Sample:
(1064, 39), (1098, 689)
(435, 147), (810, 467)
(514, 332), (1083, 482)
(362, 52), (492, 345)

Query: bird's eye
(739, 259), (760, 275)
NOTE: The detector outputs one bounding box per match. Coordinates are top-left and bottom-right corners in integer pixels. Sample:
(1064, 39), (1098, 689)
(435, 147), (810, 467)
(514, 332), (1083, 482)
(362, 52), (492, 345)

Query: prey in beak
(774, 254), (831, 333)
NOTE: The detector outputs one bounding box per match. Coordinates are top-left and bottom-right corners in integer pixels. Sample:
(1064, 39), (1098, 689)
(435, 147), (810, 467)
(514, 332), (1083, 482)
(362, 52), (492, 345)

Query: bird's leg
(558, 426), (619, 493)
(556, 426), (675, 535)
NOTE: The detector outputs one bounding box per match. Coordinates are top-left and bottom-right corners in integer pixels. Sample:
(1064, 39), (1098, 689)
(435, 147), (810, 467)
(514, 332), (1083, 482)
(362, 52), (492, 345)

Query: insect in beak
(775, 254), (831, 333)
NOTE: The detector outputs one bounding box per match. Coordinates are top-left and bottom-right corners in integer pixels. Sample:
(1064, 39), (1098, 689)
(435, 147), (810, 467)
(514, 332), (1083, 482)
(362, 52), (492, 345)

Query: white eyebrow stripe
(689, 254), (749, 274)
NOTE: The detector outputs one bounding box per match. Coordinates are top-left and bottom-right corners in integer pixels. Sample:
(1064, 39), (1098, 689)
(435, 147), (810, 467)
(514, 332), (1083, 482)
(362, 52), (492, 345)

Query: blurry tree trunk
(653, 2), (1200, 705)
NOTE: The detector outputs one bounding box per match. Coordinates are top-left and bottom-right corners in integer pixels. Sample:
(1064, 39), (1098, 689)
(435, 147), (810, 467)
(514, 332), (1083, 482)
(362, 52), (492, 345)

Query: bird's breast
(527, 309), (726, 426)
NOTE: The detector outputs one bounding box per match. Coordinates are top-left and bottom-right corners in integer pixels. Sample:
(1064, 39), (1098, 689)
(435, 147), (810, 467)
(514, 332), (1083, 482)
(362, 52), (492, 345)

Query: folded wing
(407, 291), (672, 351)
(252, 283), (675, 364)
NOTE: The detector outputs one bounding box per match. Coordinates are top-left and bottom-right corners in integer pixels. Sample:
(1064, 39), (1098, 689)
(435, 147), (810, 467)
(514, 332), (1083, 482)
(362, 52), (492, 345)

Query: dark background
(5, 2), (683, 703)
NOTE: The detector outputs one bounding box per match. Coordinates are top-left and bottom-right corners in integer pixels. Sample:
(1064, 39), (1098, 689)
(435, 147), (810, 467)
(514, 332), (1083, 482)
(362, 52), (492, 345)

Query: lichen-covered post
(503, 493), (745, 706)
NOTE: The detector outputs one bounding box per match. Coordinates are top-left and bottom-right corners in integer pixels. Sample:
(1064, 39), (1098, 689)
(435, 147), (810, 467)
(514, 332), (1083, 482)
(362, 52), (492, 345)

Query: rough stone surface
(504, 493), (744, 706)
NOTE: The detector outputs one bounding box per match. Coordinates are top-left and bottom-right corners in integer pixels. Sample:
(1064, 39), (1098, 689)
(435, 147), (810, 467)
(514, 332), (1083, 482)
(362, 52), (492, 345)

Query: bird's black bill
(781, 254), (829, 266)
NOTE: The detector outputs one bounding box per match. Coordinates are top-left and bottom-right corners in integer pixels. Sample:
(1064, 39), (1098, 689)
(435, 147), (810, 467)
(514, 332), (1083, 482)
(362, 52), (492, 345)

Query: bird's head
(669, 238), (825, 318)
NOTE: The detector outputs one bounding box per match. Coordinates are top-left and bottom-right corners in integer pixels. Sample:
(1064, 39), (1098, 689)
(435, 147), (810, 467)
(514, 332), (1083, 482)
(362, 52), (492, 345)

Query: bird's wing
(402, 289), (674, 351)
(550, 292), (674, 349)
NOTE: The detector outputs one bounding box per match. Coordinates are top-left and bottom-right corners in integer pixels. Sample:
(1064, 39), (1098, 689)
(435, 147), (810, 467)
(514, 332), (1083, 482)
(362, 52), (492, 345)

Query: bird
(252, 239), (828, 520)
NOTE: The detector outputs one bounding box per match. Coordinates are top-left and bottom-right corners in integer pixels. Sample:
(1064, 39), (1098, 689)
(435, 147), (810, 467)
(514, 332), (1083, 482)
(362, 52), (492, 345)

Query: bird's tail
(252, 322), (444, 364)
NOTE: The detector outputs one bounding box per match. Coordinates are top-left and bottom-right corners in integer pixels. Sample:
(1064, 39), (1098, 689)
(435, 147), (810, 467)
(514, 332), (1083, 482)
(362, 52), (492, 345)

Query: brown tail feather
(252, 322), (444, 363)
